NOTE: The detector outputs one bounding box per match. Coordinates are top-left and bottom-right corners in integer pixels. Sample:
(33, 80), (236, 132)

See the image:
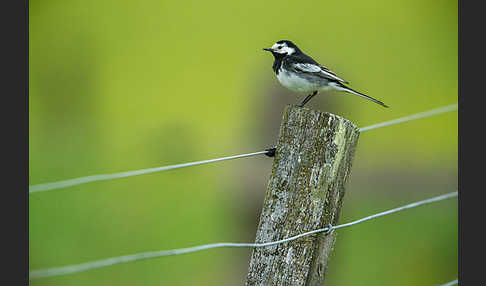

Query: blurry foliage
(30, 0), (457, 285)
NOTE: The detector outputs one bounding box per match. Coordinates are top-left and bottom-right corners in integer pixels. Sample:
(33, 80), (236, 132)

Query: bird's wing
(293, 62), (349, 84)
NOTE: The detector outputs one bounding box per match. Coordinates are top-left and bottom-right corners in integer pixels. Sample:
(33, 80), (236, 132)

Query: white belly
(276, 70), (323, 93)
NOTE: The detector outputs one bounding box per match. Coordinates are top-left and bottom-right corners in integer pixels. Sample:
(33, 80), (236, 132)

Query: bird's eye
(278, 46), (282, 49)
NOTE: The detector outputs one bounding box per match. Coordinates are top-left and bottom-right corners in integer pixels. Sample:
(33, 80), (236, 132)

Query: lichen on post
(245, 105), (360, 286)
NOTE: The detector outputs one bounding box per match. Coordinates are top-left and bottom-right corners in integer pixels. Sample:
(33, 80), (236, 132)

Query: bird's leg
(298, 91), (318, 107)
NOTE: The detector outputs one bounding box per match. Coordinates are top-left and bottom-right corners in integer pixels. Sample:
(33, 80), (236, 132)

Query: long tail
(334, 83), (389, 108)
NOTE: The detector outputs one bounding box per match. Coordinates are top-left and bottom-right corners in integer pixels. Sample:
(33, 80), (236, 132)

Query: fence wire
(29, 150), (270, 194)
(29, 191), (458, 280)
(438, 279), (458, 286)
(29, 104), (457, 194)
(358, 104), (457, 132)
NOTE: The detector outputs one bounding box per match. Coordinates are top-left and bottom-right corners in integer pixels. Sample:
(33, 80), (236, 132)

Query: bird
(263, 40), (388, 108)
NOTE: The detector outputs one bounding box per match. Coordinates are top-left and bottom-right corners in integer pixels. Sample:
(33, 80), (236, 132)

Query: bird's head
(263, 40), (301, 57)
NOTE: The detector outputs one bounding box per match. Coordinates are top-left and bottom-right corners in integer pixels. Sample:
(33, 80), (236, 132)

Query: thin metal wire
(28, 104), (458, 194)
(359, 104), (457, 132)
(438, 279), (458, 286)
(29, 191), (458, 280)
(29, 150), (269, 194)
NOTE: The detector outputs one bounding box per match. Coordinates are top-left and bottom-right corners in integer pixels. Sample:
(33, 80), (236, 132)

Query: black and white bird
(263, 40), (388, 108)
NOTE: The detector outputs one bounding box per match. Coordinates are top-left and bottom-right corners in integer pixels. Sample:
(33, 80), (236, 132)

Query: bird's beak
(263, 48), (273, 52)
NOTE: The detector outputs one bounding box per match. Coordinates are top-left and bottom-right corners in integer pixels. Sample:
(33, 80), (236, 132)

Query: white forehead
(271, 42), (295, 55)
(271, 42), (287, 49)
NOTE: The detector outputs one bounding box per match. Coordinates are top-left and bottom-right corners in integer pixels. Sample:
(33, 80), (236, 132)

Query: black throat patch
(271, 52), (286, 75)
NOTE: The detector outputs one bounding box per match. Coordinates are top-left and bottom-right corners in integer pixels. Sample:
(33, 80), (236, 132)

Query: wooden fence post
(245, 105), (360, 286)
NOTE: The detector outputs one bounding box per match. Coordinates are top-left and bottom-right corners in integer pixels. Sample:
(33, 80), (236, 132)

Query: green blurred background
(29, 0), (457, 285)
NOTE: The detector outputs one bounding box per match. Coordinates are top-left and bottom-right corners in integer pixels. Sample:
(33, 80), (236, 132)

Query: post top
(284, 104), (360, 134)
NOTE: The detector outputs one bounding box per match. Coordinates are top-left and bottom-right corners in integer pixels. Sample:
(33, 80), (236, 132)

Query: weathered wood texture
(245, 105), (360, 286)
